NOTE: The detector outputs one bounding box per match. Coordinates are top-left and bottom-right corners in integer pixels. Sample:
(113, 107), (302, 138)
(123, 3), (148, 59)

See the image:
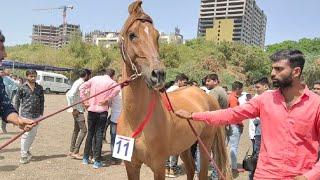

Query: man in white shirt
(66, 69), (91, 159)
(166, 73), (189, 93)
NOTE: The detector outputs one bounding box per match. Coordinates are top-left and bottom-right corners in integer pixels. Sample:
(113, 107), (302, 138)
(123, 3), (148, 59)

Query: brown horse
(117, 1), (230, 180)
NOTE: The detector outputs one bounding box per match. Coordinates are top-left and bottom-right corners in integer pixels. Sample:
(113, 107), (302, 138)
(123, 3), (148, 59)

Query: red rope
(0, 78), (133, 151)
(163, 91), (226, 180)
(131, 92), (157, 138)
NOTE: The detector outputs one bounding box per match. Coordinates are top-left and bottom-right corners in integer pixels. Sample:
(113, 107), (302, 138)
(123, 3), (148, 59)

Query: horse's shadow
(32, 154), (67, 162)
(0, 165), (19, 172)
(101, 151), (123, 166)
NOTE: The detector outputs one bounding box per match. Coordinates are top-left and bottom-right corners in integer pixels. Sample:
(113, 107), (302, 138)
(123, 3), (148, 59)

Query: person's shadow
(0, 148), (20, 153)
(0, 165), (18, 172)
(32, 154), (67, 162)
(0, 136), (11, 140)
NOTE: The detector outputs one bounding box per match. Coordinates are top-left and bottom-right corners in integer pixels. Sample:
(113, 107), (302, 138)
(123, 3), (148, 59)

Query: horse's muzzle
(150, 69), (166, 89)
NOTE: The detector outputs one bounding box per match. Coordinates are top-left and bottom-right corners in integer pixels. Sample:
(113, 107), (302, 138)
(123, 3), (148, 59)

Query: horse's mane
(120, 1), (153, 36)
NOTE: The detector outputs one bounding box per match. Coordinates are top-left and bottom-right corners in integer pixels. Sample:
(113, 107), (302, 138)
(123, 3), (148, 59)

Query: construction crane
(33, 5), (74, 26)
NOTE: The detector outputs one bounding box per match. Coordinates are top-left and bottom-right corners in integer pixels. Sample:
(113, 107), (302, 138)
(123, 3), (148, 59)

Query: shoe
(20, 157), (30, 164)
(82, 158), (89, 165)
(90, 158), (95, 164)
(93, 161), (104, 169)
(193, 173), (199, 180)
(168, 168), (179, 178)
(27, 151), (32, 161)
(71, 153), (82, 160)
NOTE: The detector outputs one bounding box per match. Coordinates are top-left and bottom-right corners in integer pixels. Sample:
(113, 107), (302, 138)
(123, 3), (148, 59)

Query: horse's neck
(122, 67), (163, 129)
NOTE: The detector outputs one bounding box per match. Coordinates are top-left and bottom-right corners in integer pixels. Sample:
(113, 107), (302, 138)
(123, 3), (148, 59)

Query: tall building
(198, 0), (267, 47)
(31, 24), (81, 48)
(84, 30), (120, 48)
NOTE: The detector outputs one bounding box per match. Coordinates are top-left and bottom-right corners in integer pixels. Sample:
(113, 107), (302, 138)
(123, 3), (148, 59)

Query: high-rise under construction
(31, 24), (81, 48)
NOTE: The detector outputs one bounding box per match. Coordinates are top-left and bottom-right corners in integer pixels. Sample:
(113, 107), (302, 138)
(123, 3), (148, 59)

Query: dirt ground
(0, 94), (251, 180)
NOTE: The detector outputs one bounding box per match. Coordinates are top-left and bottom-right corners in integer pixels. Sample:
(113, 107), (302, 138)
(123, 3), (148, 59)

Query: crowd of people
(176, 50), (320, 179)
(2, 30), (320, 180)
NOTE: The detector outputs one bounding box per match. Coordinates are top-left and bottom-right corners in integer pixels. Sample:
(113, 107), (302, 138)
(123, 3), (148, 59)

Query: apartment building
(198, 0), (267, 47)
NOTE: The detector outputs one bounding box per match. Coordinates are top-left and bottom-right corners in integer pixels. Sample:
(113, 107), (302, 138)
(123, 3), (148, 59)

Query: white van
(36, 71), (71, 94)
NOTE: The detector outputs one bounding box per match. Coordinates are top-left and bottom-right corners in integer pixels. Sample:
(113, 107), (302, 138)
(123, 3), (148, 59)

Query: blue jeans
(110, 121), (117, 159)
(195, 144), (219, 179)
(228, 124), (243, 170)
(195, 144), (200, 174)
(166, 155), (178, 168)
(84, 111), (108, 162)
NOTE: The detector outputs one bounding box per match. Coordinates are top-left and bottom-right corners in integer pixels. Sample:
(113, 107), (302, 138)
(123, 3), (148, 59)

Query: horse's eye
(129, 32), (137, 41)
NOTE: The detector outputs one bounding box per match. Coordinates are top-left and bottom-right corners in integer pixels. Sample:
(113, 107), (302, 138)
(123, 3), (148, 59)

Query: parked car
(36, 71), (71, 94)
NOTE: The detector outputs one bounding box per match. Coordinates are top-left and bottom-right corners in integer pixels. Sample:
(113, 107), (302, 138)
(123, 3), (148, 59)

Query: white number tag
(112, 135), (134, 162)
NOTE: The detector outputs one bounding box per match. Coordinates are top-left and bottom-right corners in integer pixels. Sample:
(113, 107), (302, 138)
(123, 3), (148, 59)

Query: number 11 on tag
(112, 135), (135, 162)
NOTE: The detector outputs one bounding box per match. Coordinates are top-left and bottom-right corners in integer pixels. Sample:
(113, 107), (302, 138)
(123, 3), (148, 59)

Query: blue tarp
(2, 60), (74, 72)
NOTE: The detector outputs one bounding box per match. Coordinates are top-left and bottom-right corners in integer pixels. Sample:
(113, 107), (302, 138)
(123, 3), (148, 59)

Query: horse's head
(120, 1), (165, 90)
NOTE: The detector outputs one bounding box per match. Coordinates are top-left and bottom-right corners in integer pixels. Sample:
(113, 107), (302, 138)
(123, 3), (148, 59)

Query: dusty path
(0, 94), (251, 179)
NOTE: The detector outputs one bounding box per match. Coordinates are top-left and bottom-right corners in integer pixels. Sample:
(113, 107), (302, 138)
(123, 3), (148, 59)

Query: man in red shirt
(176, 49), (319, 180)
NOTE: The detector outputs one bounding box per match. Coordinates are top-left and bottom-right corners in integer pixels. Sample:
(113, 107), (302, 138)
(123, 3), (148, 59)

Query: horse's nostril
(151, 69), (165, 79)
(151, 70), (157, 78)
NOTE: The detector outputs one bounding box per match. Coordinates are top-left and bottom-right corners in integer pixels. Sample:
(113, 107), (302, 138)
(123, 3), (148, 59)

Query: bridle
(120, 36), (141, 80)
(119, 17), (153, 80)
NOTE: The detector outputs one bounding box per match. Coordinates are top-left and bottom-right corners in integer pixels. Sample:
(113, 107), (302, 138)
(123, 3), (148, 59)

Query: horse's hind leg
(125, 161), (142, 180)
(199, 138), (214, 180)
(180, 149), (195, 180)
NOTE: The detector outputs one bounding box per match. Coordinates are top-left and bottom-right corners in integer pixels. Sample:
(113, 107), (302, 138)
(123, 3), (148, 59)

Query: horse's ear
(128, 0), (143, 15)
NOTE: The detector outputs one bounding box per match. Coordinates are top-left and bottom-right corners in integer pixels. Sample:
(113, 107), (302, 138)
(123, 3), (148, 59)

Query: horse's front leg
(150, 159), (166, 180)
(153, 166), (166, 180)
(125, 160), (142, 180)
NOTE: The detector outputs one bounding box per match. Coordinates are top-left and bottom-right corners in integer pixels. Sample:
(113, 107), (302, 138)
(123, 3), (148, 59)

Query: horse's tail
(212, 126), (232, 180)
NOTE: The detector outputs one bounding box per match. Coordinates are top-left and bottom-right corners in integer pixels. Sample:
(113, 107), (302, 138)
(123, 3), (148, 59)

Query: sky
(1, 0), (320, 46)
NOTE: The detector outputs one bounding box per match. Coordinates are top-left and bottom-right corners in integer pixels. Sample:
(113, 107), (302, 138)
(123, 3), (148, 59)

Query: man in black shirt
(15, 70), (44, 164)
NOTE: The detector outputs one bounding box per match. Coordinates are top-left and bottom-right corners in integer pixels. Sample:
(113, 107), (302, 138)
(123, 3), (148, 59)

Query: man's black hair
(97, 69), (106, 76)
(232, 81), (243, 91)
(206, 73), (219, 83)
(79, 69), (87, 78)
(105, 68), (116, 78)
(175, 73), (189, 82)
(26, 69), (37, 76)
(84, 68), (91, 76)
(270, 49), (305, 74)
(254, 77), (269, 86)
(314, 80), (320, 85)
